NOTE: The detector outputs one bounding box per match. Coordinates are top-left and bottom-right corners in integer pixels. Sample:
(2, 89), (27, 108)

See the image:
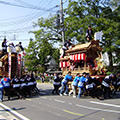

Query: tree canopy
(25, 0), (120, 72)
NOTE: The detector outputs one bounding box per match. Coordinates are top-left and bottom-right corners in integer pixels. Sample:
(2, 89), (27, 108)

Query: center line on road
(54, 99), (65, 103)
(63, 109), (83, 116)
(76, 104), (120, 113)
(26, 98), (31, 101)
(90, 101), (120, 108)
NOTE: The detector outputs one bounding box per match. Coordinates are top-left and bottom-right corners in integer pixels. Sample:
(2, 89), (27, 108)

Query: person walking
(60, 71), (73, 96)
(11, 76), (22, 99)
(20, 75), (27, 98)
(1, 75), (11, 100)
(77, 72), (87, 99)
(25, 74), (33, 97)
(52, 73), (61, 95)
(69, 73), (80, 98)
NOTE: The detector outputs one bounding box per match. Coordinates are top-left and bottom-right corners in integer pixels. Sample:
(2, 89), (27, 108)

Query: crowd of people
(52, 71), (120, 100)
(0, 38), (24, 58)
(0, 74), (39, 102)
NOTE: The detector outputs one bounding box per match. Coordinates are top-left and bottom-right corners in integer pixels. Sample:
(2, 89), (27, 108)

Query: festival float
(0, 45), (25, 79)
(59, 40), (107, 81)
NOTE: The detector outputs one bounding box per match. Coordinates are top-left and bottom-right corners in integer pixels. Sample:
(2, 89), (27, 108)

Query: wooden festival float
(59, 40), (107, 91)
(0, 45), (25, 79)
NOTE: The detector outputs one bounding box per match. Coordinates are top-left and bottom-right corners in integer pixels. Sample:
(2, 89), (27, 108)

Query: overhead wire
(0, 0), (56, 12)
(0, 0), (59, 44)
(11, 0), (54, 30)
(0, 0), (58, 31)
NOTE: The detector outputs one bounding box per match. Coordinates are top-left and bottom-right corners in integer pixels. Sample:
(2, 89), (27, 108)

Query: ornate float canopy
(66, 40), (102, 54)
(65, 40), (102, 59)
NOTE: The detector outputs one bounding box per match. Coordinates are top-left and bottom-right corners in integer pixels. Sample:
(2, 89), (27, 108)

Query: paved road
(0, 83), (120, 120)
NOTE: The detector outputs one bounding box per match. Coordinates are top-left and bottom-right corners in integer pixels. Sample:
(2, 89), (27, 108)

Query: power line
(0, 1), (58, 28)
(11, 0), (51, 30)
(0, 0), (57, 12)
(0, 0), (59, 42)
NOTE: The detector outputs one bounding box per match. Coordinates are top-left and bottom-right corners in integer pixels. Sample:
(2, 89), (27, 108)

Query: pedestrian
(0, 76), (3, 102)
(41, 74), (45, 83)
(69, 73), (80, 98)
(1, 75), (11, 100)
(77, 72), (87, 99)
(85, 26), (94, 41)
(52, 73), (61, 95)
(102, 74), (115, 98)
(60, 71), (73, 96)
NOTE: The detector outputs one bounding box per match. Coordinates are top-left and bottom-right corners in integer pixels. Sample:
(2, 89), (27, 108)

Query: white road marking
(41, 97), (47, 99)
(90, 101), (120, 108)
(76, 104), (120, 113)
(69, 103), (72, 105)
(0, 103), (30, 120)
(54, 99), (65, 103)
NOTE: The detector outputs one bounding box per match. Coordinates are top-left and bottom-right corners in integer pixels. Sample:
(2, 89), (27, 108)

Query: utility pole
(60, 0), (65, 45)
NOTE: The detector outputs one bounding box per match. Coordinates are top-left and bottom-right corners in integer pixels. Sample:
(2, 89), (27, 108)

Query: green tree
(64, 0), (120, 70)
(25, 38), (38, 72)
(52, 48), (60, 65)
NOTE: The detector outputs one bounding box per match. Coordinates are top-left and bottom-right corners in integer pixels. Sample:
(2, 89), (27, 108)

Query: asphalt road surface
(1, 83), (120, 120)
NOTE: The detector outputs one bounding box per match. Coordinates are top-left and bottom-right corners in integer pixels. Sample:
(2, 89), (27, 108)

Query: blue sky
(0, 0), (69, 48)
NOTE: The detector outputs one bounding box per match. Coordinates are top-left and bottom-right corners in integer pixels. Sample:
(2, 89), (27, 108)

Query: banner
(70, 53), (86, 61)
(8, 53), (11, 79)
(18, 54), (22, 77)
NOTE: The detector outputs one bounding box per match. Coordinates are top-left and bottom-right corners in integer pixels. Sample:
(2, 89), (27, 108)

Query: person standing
(41, 74), (45, 83)
(0, 76), (3, 102)
(85, 26), (94, 41)
(16, 42), (24, 51)
(69, 73), (80, 98)
(60, 71), (73, 96)
(1, 38), (7, 57)
(52, 73), (61, 95)
(78, 72), (87, 99)
(1, 75), (11, 100)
